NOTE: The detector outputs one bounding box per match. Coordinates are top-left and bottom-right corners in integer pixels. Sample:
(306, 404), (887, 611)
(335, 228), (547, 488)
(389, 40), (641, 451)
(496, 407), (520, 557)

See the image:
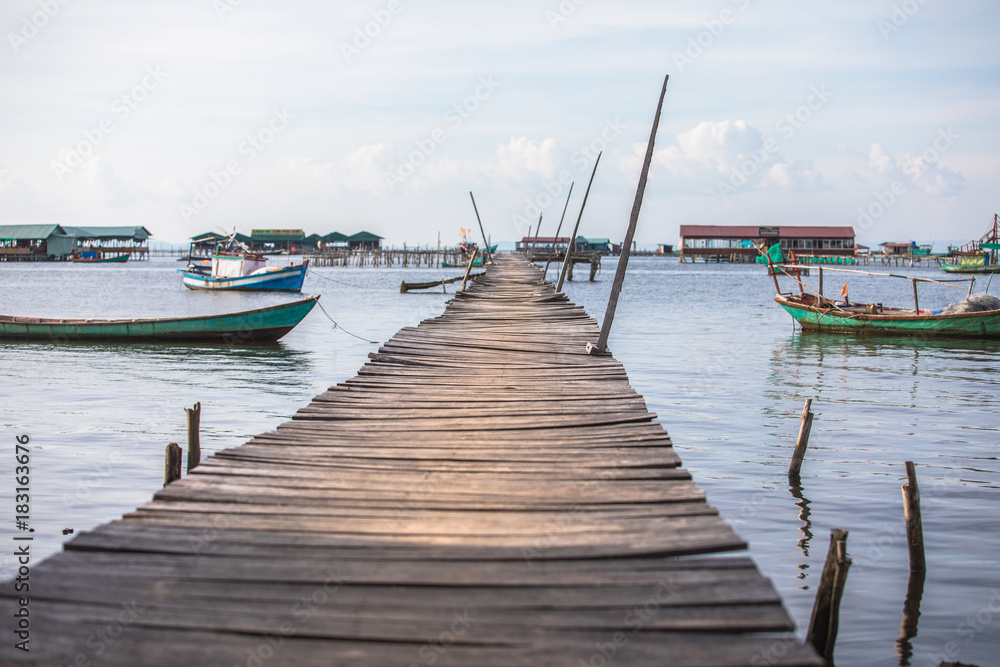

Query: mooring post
(788, 398), (814, 477)
(557, 154), (601, 293)
(911, 278), (920, 313)
(531, 214), (542, 257)
(185, 401), (201, 472)
(807, 528), (852, 661)
(902, 461), (926, 572)
(460, 248), (479, 292)
(588, 74), (669, 356)
(164, 443), (182, 486)
(544, 182), (575, 279)
(468, 192), (492, 264)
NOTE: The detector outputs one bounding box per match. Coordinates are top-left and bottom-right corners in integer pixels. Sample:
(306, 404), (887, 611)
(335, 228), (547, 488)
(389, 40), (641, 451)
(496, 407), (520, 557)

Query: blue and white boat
(180, 250), (308, 292)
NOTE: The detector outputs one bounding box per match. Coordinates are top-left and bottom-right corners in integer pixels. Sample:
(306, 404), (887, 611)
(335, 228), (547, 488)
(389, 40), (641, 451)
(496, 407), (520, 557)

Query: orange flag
(839, 283), (849, 298)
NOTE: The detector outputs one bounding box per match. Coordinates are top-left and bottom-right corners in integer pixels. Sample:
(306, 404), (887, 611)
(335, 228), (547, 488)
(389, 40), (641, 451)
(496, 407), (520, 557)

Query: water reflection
(788, 471), (814, 559)
(0, 340), (314, 392)
(787, 471), (814, 590)
(895, 569), (926, 666)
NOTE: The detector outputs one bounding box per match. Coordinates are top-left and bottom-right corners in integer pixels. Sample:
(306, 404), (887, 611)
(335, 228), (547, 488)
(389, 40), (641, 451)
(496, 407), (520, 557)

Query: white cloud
(493, 137), (558, 182)
(850, 142), (966, 196)
(626, 120), (826, 197)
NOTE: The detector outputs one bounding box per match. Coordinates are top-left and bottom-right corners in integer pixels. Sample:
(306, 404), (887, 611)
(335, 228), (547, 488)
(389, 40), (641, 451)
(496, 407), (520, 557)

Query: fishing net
(940, 293), (1000, 314)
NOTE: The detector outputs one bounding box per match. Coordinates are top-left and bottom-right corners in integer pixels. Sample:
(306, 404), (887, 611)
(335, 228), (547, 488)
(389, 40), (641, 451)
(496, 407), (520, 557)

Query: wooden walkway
(1, 255), (821, 666)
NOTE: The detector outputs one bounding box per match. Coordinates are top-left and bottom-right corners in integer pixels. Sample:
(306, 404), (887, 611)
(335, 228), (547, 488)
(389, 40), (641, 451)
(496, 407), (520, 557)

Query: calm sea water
(1, 255), (998, 667)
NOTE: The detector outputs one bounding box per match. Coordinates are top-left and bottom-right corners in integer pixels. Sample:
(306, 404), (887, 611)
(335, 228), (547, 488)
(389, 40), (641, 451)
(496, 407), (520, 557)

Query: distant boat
(441, 242), (496, 268)
(942, 214), (1000, 274)
(0, 296), (319, 343)
(70, 250), (129, 264)
(180, 249), (307, 291)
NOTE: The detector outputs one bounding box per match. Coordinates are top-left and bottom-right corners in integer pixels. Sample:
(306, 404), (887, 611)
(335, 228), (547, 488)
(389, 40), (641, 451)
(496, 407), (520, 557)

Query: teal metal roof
(322, 232), (349, 242)
(62, 226), (151, 240)
(348, 231), (384, 241)
(251, 230), (305, 242)
(0, 224), (64, 240)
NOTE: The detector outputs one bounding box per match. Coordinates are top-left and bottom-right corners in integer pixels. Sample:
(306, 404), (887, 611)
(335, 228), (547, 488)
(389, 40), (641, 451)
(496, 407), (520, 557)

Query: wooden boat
(768, 262), (1000, 338)
(180, 250), (307, 291)
(0, 296), (319, 342)
(774, 292), (1000, 338)
(942, 214), (1000, 274)
(70, 251), (129, 263)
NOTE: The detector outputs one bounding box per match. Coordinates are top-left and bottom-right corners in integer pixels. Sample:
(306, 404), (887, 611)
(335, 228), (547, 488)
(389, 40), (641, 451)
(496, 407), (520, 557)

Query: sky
(1, 0), (999, 249)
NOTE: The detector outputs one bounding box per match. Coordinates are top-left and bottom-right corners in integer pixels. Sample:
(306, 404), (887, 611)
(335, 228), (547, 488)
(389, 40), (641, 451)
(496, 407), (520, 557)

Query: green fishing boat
(774, 293), (1000, 338)
(0, 296), (319, 343)
(768, 263), (1000, 338)
(941, 214), (1000, 274)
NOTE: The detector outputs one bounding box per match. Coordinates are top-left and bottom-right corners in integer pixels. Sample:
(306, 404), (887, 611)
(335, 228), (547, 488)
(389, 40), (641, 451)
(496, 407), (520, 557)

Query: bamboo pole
(164, 443), (182, 486)
(185, 402), (201, 473)
(557, 153), (601, 293)
(902, 461), (926, 572)
(788, 398), (814, 477)
(807, 529), (852, 661)
(460, 248), (479, 292)
(468, 192), (492, 264)
(531, 214), (542, 256)
(589, 74), (669, 356)
(544, 182), (575, 279)
(911, 278), (920, 313)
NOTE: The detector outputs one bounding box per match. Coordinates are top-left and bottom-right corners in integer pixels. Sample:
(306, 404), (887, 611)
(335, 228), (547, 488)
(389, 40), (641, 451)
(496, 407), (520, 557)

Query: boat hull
(775, 296), (1000, 338)
(941, 264), (1000, 274)
(180, 264), (307, 291)
(70, 255), (129, 264)
(0, 296), (319, 343)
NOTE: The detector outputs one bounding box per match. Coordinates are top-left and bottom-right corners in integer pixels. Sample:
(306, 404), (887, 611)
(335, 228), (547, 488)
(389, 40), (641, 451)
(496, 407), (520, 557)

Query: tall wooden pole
(544, 182), (575, 278)
(468, 192), (492, 264)
(589, 74), (669, 355)
(185, 401), (201, 473)
(531, 214), (542, 256)
(788, 398), (814, 477)
(902, 461), (926, 572)
(557, 154), (602, 293)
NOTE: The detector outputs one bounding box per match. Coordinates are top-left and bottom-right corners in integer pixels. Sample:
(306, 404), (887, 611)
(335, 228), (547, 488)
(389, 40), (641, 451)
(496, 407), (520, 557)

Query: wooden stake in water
(185, 402), (201, 473)
(468, 192), (492, 264)
(789, 398), (814, 477)
(460, 248), (479, 292)
(902, 461), (926, 572)
(589, 74), (669, 355)
(544, 182), (575, 278)
(557, 154), (601, 293)
(807, 528), (852, 661)
(164, 443), (182, 486)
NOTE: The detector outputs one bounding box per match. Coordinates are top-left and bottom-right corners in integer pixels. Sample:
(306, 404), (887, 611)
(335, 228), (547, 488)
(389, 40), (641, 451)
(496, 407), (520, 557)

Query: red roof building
(679, 225), (855, 260)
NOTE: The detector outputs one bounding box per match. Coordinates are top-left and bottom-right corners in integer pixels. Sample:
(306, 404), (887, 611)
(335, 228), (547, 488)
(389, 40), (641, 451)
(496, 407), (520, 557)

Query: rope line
(306, 267), (394, 290)
(314, 300), (380, 344)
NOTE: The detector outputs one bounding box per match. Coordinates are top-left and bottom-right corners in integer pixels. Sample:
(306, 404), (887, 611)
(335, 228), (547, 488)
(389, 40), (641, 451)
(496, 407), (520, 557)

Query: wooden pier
(1, 254), (820, 666)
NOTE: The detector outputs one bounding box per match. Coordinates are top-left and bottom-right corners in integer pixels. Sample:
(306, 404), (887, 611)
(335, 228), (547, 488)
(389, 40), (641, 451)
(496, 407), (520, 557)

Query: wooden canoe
(774, 293), (1000, 338)
(0, 296), (319, 343)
